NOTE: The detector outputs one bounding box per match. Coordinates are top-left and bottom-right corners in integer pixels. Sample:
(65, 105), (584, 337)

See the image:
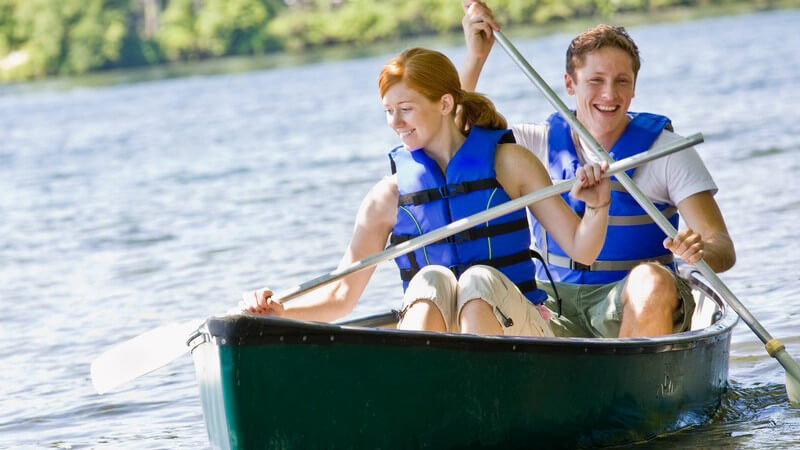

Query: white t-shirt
(511, 122), (717, 206)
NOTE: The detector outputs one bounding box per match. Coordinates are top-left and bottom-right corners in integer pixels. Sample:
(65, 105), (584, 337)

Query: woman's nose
(389, 112), (402, 127)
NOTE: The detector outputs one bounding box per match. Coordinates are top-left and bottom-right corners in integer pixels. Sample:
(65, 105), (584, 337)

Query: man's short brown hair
(566, 25), (641, 79)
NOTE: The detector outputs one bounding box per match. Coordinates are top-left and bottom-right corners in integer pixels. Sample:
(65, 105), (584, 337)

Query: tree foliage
(0, 0), (793, 81)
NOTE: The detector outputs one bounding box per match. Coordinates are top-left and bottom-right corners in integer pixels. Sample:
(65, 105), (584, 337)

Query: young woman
(244, 48), (610, 337)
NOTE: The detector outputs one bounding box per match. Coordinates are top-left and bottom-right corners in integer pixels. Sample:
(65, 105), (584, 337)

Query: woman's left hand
(571, 161), (611, 210)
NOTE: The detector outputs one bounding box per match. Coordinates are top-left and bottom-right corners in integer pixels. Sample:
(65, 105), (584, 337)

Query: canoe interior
(190, 266), (738, 450)
(340, 266), (725, 331)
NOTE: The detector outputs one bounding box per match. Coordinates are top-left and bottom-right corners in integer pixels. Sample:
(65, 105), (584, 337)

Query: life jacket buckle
(570, 260), (591, 271)
(437, 186), (450, 199)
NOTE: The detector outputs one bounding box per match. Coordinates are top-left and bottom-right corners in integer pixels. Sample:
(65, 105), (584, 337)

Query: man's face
(565, 46), (636, 144)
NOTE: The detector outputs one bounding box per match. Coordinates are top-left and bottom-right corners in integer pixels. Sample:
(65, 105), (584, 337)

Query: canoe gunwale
(194, 267), (738, 356)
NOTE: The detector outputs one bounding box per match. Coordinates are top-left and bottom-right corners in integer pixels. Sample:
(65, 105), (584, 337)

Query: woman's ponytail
(456, 90), (508, 135)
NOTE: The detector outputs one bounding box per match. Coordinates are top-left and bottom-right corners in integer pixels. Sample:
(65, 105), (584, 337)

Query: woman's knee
(457, 265), (499, 294)
(400, 265), (457, 331)
(409, 265), (457, 290)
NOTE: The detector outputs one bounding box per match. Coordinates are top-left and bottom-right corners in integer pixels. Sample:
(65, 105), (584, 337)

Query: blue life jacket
(389, 126), (548, 305)
(529, 112), (680, 285)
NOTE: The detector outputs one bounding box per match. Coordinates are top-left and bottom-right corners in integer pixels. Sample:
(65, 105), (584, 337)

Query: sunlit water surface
(1, 9), (798, 449)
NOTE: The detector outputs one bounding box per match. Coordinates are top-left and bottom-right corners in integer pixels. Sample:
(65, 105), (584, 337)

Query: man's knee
(624, 263), (679, 312)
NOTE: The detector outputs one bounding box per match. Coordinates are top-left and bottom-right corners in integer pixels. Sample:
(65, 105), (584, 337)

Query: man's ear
(440, 93), (455, 115)
(564, 73), (575, 95)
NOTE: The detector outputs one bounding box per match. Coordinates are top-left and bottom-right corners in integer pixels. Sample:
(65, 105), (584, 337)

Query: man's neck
(575, 115), (630, 152)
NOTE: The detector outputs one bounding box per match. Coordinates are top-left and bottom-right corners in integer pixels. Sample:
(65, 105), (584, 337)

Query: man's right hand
(462, 0), (500, 62)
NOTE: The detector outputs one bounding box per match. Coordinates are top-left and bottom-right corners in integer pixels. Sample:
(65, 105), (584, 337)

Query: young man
(459, 1), (735, 338)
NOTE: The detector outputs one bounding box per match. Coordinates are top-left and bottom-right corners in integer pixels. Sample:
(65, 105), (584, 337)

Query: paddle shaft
(493, 30), (800, 384)
(272, 134), (701, 304)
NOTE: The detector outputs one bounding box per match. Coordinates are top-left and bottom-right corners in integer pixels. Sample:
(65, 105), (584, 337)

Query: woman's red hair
(378, 47), (506, 135)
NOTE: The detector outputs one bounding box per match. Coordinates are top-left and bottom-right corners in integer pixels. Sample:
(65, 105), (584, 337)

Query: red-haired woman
(245, 48), (610, 337)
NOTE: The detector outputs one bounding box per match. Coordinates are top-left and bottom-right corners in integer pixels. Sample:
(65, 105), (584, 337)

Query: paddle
(491, 29), (800, 404)
(90, 134), (701, 395)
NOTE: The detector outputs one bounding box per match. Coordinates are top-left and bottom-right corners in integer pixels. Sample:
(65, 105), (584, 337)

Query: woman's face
(382, 81), (447, 151)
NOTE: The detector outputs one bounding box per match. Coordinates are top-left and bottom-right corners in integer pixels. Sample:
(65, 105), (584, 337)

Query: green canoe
(189, 267), (738, 449)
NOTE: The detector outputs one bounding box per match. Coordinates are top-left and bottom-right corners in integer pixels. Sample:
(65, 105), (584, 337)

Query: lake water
(1, 9), (799, 449)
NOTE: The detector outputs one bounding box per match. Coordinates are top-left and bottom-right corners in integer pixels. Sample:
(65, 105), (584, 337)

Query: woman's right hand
(240, 288), (284, 316)
(570, 161), (610, 209)
(462, 0), (499, 61)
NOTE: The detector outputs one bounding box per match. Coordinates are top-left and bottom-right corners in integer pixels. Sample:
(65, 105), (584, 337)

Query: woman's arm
(495, 144), (610, 265)
(245, 176), (398, 322)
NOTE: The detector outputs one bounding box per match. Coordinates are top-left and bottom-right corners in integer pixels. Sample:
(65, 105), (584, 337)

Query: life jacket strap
(389, 218), (529, 246)
(606, 207), (677, 226)
(398, 178), (502, 205)
(545, 252), (674, 272)
(530, 249), (562, 317)
(399, 249), (534, 284)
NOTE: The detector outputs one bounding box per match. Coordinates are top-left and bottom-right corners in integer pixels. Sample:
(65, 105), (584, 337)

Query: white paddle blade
(787, 371), (800, 406)
(91, 319), (204, 394)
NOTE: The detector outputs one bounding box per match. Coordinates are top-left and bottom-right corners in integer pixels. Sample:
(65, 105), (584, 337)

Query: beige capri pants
(397, 265), (554, 337)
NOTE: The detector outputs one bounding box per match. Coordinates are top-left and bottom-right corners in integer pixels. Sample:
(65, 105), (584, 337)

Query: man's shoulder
(512, 121), (548, 138)
(654, 126), (684, 143)
(511, 122), (549, 160)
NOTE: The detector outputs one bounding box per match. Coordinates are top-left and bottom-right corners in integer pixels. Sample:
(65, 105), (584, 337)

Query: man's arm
(667, 191), (736, 272)
(460, 0), (499, 91)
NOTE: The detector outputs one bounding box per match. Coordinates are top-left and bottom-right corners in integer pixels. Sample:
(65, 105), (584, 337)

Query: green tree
(157, 0), (197, 60)
(195, 0), (282, 56)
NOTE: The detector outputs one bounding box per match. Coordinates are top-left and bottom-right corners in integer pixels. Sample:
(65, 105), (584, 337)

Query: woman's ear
(440, 93), (455, 115)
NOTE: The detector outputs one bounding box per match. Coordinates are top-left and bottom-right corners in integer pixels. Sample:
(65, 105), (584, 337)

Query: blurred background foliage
(0, 0), (795, 81)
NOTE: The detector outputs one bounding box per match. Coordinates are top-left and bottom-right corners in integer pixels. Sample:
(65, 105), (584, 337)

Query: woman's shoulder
(495, 142), (542, 167)
(354, 175), (398, 229)
(366, 175), (398, 210)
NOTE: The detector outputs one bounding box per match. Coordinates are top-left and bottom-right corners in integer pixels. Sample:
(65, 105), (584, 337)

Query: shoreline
(1, 4), (796, 93)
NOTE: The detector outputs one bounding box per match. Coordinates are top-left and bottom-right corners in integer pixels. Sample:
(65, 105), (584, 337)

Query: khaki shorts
(398, 265), (554, 337)
(540, 268), (695, 338)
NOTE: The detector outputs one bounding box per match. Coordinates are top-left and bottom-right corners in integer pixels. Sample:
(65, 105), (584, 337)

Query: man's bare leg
(618, 263), (679, 337)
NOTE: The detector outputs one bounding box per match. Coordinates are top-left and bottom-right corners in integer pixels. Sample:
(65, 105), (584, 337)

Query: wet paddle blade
(788, 372), (800, 406)
(781, 352), (800, 406)
(91, 319), (204, 394)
